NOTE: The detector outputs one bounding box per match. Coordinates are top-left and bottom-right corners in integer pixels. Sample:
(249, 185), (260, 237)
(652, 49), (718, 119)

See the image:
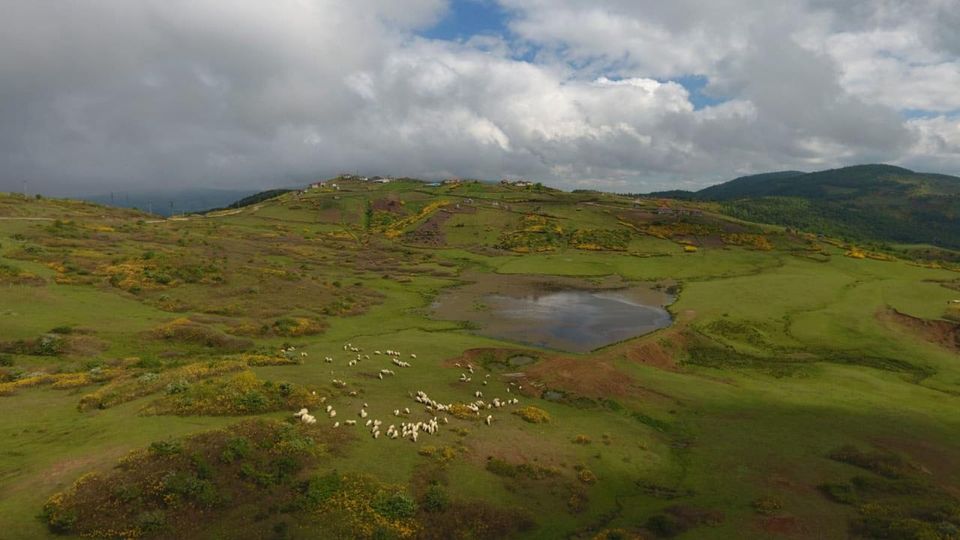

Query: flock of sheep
(291, 342), (523, 442)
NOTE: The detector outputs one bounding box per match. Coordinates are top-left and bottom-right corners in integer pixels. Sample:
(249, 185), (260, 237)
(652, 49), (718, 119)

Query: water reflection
(479, 290), (672, 352)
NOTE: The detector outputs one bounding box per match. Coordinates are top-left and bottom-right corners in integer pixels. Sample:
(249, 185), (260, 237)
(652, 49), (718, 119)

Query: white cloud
(0, 0), (958, 195)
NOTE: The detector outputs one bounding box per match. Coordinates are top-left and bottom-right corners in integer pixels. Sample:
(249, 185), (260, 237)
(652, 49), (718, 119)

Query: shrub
(486, 457), (518, 477)
(828, 445), (915, 479)
(647, 513), (686, 537)
(221, 437), (252, 464)
(751, 495), (783, 515)
(41, 420), (320, 538)
(0, 354), (12, 367)
(136, 510), (167, 533)
(298, 472), (342, 508)
(149, 440), (183, 456)
(514, 406), (550, 423)
(448, 403), (480, 420)
(573, 434), (591, 445)
(577, 469), (598, 485)
(421, 484), (449, 513)
(373, 492), (417, 519)
(819, 482), (858, 505)
(165, 379), (191, 395)
(145, 371), (322, 416)
(36, 334), (64, 356)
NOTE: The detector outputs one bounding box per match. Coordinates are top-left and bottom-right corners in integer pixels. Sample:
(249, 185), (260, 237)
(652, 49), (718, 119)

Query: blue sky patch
(671, 75), (726, 110)
(420, 0), (510, 41)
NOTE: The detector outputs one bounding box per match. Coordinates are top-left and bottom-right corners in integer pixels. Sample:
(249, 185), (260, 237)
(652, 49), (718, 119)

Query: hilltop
(1, 181), (959, 539)
(650, 164), (960, 249)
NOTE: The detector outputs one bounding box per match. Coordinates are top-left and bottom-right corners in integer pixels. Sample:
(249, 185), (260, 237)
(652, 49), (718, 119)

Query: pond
(431, 273), (673, 353)
(480, 290), (671, 353)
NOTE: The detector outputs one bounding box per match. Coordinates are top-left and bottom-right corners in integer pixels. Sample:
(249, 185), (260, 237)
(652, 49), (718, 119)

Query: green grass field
(1, 183), (958, 539)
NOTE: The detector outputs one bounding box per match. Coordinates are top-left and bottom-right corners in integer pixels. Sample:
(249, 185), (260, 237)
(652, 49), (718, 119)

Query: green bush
(220, 437), (252, 464)
(136, 510), (167, 532)
(373, 492), (417, 519)
(298, 471), (342, 508)
(421, 484), (450, 512)
(818, 482), (858, 504)
(149, 440), (183, 456)
(165, 379), (191, 395)
(647, 513), (686, 537)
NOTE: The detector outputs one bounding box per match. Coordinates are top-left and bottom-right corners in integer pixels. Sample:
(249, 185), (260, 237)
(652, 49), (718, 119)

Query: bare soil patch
(880, 308), (959, 352)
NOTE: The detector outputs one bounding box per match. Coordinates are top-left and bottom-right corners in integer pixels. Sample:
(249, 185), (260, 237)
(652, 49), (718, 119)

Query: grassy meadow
(1, 180), (958, 539)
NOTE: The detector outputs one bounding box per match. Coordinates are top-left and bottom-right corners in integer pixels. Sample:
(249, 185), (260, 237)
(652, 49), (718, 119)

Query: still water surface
(479, 290), (671, 353)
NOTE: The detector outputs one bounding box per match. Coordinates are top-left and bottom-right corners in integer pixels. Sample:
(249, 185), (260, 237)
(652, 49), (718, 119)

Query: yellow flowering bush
(142, 370), (323, 416)
(513, 405), (551, 424)
(78, 360), (246, 411)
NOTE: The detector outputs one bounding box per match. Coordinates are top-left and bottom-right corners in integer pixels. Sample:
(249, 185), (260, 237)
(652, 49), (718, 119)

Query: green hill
(675, 165), (960, 249)
(2, 182), (960, 539)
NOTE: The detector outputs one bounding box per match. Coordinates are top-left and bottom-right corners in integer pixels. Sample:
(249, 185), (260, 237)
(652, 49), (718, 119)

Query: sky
(2, 0), (960, 196)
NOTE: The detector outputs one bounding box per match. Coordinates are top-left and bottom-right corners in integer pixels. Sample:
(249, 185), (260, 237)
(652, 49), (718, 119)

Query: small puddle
(508, 355), (537, 367)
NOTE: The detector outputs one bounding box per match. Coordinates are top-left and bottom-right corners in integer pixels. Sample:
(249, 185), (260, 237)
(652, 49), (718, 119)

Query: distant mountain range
(82, 188), (262, 216)
(649, 164), (960, 249)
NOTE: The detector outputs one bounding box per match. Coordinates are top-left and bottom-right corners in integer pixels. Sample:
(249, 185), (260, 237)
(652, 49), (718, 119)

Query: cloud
(0, 0), (957, 195)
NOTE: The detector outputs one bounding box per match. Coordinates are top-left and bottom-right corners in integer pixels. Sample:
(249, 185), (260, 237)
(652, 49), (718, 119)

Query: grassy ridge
(649, 164), (960, 249)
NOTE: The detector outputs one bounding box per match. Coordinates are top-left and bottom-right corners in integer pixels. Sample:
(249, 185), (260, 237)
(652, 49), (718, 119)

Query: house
(500, 178), (534, 188)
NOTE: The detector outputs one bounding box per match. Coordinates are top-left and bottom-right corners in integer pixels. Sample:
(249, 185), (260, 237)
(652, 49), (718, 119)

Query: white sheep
(360, 409), (368, 418)
(294, 408), (308, 418)
(345, 420), (357, 426)
(329, 409), (337, 418)
(301, 414), (317, 424)
(485, 415), (492, 425)
(410, 353), (417, 359)
(333, 421), (340, 428)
